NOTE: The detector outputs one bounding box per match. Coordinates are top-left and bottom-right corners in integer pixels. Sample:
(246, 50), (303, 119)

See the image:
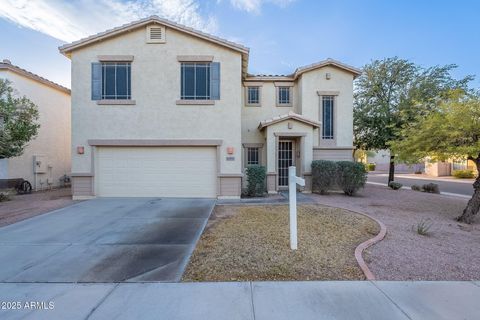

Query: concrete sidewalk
(1, 281), (479, 319)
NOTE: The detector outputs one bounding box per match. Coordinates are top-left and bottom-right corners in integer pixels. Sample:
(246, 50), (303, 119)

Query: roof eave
(58, 16), (249, 57)
(258, 114), (320, 130)
(0, 63), (71, 94)
(293, 59), (362, 80)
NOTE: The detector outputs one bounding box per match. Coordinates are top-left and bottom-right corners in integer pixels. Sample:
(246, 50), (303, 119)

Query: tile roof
(0, 59), (71, 94)
(59, 15), (249, 55)
(258, 111), (320, 130)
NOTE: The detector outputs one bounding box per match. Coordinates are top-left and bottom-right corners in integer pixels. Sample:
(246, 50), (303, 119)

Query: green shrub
(366, 163), (376, 172)
(411, 185), (422, 191)
(245, 165), (266, 197)
(311, 160), (338, 194)
(453, 170), (475, 179)
(413, 219), (433, 236)
(0, 192), (10, 202)
(336, 161), (367, 196)
(388, 181), (403, 190)
(422, 183), (440, 194)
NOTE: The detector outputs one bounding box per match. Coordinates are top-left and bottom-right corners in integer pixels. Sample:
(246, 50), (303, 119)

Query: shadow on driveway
(0, 198), (215, 282)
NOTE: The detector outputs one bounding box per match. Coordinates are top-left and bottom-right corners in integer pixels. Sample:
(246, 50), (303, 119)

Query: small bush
(336, 161), (367, 196)
(453, 170), (475, 179)
(366, 163), (376, 172)
(0, 192), (10, 202)
(311, 160), (338, 194)
(245, 165), (266, 197)
(413, 219), (433, 236)
(411, 185), (422, 191)
(388, 181), (403, 190)
(422, 183), (440, 194)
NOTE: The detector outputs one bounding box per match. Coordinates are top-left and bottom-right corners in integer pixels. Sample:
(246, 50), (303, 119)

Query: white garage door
(96, 147), (217, 198)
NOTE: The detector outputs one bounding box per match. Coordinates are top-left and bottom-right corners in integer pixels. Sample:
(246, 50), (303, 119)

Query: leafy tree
(354, 57), (473, 183)
(0, 79), (40, 159)
(391, 92), (480, 223)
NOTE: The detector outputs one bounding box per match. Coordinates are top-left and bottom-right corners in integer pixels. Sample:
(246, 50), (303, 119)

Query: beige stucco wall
(264, 121), (314, 174)
(425, 161), (451, 177)
(70, 25), (243, 179)
(0, 70), (71, 189)
(241, 81), (298, 167)
(367, 149), (391, 164)
(241, 66), (355, 175)
(298, 66), (354, 148)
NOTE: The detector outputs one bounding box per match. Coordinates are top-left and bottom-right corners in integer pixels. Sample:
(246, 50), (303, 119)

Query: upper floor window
(247, 86), (260, 105)
(101, 62), (131, 100)
(322, 95), (334, 139)
(181, 62), (213, 100)
(277, 86), (291, 106)
(247, 147), (259, 165)
(91, 62), (131, 101)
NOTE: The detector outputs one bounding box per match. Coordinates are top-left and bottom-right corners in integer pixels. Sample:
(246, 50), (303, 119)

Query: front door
(278, 140), (295, 187)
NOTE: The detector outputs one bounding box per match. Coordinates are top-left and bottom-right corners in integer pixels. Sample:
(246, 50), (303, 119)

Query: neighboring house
(425, 158), (478, 177)
(365, 149), (424, 173)
(0, 59), (71, 190)
(59, 16), (360, 200)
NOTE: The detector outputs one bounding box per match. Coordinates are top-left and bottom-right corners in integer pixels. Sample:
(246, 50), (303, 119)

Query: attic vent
(146, 25), (166, 43)
(150, 27), (162, 39)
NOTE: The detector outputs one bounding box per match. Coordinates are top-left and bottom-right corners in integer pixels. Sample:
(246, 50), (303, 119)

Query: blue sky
(1, 0), (479, 89)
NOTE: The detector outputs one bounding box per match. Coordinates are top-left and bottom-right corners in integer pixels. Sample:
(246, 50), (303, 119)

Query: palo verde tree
(0, 79), (40, 159)
(354, 57), (472, 183)
(391, 92), (480, 223)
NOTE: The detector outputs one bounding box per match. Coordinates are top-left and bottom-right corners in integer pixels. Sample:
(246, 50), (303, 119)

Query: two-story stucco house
(59, 16), (360, 200)
(0, 59), (71, 190)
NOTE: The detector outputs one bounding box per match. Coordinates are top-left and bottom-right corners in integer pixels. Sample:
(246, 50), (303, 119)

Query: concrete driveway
(0, 198), (214, 282)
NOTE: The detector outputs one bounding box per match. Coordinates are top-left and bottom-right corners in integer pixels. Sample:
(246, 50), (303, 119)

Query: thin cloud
(229, 0), (296, 14)
(0, 0), (218, 43)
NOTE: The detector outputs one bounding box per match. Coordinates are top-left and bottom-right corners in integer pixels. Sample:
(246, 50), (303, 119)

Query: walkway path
(1, 281), (479, 319)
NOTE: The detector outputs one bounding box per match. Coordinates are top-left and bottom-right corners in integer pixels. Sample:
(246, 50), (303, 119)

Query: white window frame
(243, 143), (263, 167)
(247, 147), (260, 165)
(246, 86), (261, 106)
(275, 83), (293, 107)
(101, 62), (131, 100)
(180, 62), (211, 100)
(321, 95), (335, 140)
(318, 93), (338, 146)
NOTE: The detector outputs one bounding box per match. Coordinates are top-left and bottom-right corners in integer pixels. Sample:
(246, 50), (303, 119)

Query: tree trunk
(457, 157), (480, 224)
(388, 155), (395, 184)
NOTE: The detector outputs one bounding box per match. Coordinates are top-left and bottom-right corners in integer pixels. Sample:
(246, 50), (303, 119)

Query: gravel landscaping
(0, 188), (78, 227)
(310, 184), (480, 280)
(182, 204), (379, 281)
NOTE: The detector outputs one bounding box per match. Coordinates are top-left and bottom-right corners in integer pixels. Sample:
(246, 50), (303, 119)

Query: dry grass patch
(183, 204), (379, 281)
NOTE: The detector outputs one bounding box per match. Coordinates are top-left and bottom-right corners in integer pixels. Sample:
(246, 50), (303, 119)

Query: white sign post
(288, 166), (305, 250)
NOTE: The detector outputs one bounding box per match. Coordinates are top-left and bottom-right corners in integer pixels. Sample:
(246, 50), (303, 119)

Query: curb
(353, 212), (387, 280)
(311, 199), (388, 281)
(366, 181), (471, 199)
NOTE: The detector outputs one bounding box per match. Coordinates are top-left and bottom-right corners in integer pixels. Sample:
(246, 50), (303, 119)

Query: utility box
(33, 155), (48, 173)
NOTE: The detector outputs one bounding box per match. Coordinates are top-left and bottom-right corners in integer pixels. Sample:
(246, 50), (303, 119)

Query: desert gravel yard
(310, 184), (480, 280)
(182, 205), (379, 281)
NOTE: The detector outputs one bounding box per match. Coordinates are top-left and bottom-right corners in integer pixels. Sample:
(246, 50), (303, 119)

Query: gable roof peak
(58, 16), (249, 57)
(293, 58), (362, 79)
(258, 112), (320, 130)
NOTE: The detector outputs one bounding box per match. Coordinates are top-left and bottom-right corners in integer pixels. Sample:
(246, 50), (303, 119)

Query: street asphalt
(368, 173), (474, 196)
(0, 197), (214, 282)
